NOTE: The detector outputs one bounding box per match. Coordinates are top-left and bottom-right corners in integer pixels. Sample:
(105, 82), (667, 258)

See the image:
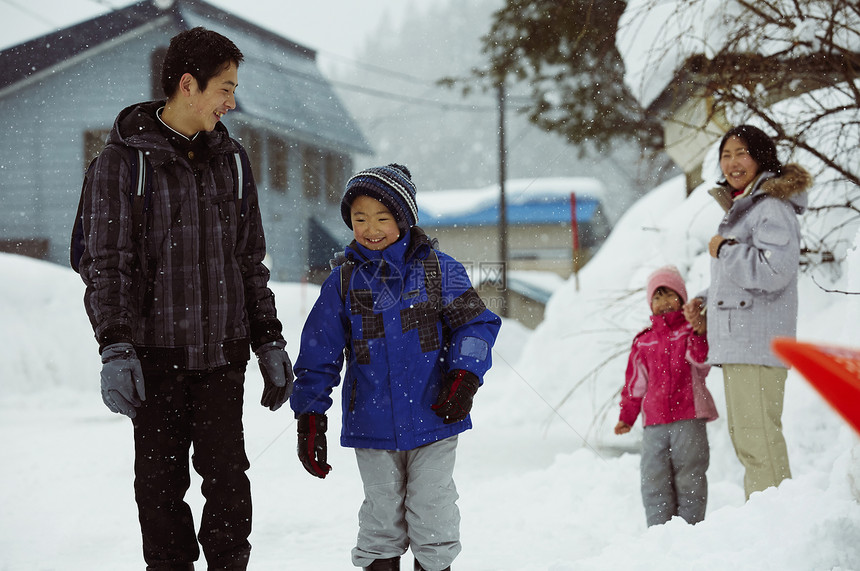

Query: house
(477, 270), (565, 330)
(0, 0), (371, 282)
(417, 177), (612, 277)
(416, 177), (609, 327)
(653, 50), (857, 193)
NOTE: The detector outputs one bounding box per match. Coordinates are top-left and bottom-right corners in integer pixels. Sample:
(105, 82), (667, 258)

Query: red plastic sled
(772, 337), (860, 435)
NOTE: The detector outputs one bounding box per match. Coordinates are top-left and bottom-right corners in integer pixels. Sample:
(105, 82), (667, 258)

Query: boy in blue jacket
(290, 164), (501, 571)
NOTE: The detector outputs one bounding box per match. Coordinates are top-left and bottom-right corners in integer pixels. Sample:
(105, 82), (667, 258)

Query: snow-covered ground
(2, 166), (860, 569)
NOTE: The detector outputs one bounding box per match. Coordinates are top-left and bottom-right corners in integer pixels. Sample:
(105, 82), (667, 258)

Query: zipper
(348, 374), (358, 412)
(194, 164), (211, 367)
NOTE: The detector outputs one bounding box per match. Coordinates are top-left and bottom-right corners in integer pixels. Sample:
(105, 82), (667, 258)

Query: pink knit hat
(646, 265), (688, 305)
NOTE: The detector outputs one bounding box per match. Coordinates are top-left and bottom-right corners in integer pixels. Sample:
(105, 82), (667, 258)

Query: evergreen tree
(333, 0), (665, 217)
(479, 0), (663, 154)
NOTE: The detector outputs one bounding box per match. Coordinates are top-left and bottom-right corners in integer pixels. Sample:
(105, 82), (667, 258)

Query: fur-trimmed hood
(709, 163), (812, 214)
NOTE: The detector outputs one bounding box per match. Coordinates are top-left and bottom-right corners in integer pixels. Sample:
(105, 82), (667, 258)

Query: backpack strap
(422, 249), (451, 347)
(336, 258), (356, 368)
(339, 258), (355, 303)
(129, 148), (151, 247)
(70, 147), (149, 273)
(69, 156), (100, 272)
(421, 249), (442, 312)
(231, 147), (252, 216)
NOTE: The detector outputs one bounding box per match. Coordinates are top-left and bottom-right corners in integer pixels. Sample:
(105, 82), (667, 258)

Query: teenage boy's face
(350, 195), (401, 251)
(182, 61), (238, 135)
(651, 286), (682, 315)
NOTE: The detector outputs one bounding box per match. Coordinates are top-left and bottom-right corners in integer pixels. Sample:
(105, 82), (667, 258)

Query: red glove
(297, 413), (332, 478)
(432, 369), (480, 424)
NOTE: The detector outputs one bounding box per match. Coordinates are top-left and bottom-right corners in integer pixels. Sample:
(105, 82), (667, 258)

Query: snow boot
(364, 556), (400, 571)
(413, 560), (450, 571)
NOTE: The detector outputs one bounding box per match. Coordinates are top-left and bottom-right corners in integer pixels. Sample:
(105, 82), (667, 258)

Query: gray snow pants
(640, 419), (709, 527)
(352, 435), (461, 571)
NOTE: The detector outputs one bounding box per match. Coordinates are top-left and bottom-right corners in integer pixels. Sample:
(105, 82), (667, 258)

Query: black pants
(132, 362), (252, 570)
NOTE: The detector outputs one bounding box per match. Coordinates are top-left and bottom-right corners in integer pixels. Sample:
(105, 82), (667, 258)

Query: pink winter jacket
(619, 310), (718, 427)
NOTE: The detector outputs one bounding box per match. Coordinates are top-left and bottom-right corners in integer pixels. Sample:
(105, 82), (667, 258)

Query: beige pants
(723, 364), (792, 500)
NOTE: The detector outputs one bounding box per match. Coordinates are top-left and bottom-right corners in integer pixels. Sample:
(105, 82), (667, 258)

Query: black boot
(413, 560), (450, 571)
(364, 556), (401, 571)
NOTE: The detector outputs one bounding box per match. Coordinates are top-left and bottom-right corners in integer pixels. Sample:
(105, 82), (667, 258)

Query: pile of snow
(2, 163), (860, 568)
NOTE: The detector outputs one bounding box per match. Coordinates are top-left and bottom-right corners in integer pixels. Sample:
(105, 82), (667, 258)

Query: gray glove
(100, 342), (146, 418)
(256, 339), (294, 411)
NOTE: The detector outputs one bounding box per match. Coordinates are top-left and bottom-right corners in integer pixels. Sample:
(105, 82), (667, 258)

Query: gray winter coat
(79, 101), (282, 370)
(702, 164), (812, 368)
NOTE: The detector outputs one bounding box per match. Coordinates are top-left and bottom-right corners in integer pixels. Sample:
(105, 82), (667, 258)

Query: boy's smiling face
(350, 195), (401, 251)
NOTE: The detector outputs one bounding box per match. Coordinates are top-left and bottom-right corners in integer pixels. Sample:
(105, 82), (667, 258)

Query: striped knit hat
(341, 163), (419, 230)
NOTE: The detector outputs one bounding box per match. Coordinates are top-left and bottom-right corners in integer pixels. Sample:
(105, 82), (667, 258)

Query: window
(239, 127), (263, 178)
(150, 47), (168, 99)
(302, 146), (322, 201)
(324, 152), (349, 204)
(83, 129), (110, 169)
(268, 135), (289, 193)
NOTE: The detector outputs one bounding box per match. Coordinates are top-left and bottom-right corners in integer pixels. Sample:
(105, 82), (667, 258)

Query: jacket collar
(708, 163), (812, 214)
(649, 309), (686, 330)
(107, 100), (238, 168)
(345, 226), (435, 267)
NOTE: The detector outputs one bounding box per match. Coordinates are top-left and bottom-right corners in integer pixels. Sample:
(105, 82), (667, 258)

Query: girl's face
(350, 195), (401, 251)
(720, 135), (760, 191)
(651, 286), (682, 316)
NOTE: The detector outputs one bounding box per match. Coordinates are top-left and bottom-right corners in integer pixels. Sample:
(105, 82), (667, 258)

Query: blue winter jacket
(291, 228), (501, 451)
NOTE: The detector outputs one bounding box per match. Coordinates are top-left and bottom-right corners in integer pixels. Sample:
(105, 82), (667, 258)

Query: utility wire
(255, 51), (532, 113)
(317, 48), (444, 88)
(2, 0), (58, 27)
(4, 0), (532, 113)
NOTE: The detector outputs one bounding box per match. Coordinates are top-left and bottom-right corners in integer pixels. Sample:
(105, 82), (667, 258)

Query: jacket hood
(709, 163), (812, 214)
(760, 163), (813, 202)
(106, 100), (238, 167)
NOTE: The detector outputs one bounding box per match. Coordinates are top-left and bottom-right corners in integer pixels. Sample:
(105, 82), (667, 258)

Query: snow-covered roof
(417, 177), (606, 226)
(617, 0), (860, 109)
(0, 0), (372, 154)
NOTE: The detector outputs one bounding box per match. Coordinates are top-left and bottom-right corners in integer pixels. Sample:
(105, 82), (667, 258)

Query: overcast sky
(0, 0), (420, 65)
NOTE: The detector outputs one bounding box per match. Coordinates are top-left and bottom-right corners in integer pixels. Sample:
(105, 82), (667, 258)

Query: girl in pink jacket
(615, 266), (718, 526)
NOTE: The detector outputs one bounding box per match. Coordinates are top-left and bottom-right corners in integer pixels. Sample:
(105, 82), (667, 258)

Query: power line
(255, 54), (513, 113)
(256, 52), (535, 114)
(4, 0), (531, 113)
(329, 75), (498, 112)
(316, 48), (442, 88)
(1, 0), (57, 27)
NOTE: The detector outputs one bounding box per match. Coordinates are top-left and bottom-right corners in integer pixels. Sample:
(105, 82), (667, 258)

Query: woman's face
(720, 135), (760, 191)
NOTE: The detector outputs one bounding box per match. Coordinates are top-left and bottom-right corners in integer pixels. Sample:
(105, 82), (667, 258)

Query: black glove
(432, 369), (480, 424)
(297, 413), (332, 478)
(100, 342), (146, 419)
(256, 340), (294, 411)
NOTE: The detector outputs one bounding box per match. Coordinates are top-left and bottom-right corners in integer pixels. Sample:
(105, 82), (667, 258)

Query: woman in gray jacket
(684, 125), (812, 501)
